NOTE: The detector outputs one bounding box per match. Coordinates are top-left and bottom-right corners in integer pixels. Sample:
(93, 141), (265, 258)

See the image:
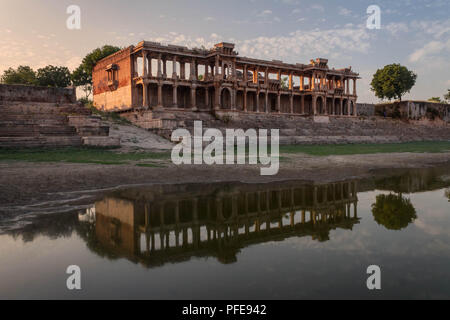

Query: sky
(0, 0), (449, 103)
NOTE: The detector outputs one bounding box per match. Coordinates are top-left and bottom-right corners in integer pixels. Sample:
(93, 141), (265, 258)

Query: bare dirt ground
(1, 151), (449, 208)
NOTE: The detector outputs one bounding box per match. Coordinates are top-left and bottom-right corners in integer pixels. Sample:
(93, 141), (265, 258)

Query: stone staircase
(121, 109), (450, 145)
(0, 101), (119, 148)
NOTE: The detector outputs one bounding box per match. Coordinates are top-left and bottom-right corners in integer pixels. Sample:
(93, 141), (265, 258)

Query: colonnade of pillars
(134, 51), (357, 116)
(136, 181), (358, 253)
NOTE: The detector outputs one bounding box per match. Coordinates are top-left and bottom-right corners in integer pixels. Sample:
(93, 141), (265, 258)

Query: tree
(1, 65), (37, 85)
(444, 89), (450, 103)
(371, 193), (417, 230)
(36, 65), (71, 87)
(370, 64), (417, 101)
(72, 45), (121, 99)
(428, 97), (442, 103)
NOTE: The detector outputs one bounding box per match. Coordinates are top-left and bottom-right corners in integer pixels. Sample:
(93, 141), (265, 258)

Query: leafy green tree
(1, 65), (37, 85)
(372, 193), (417, 230)
(72, 45), (121, 98)
(444, 89), (450, 103)
(370, 64), (417, 101)
(36, 65), (71, 87)
(428, 97), (442, 103)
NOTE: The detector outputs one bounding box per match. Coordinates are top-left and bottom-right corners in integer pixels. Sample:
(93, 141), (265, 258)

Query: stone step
(0, 136), (82, 148)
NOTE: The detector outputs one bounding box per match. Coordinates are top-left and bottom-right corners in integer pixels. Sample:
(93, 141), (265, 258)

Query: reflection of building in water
(81, 181), (359, 267)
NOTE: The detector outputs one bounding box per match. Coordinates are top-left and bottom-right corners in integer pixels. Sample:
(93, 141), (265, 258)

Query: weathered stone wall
(0, 84), (76, 103)
(375, 101), (450, 122)
(357, 103), (375, 117)
(93, 47), (134, 111)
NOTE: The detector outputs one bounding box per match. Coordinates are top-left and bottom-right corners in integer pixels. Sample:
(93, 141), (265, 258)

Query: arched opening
(280, 95), (290, 113)
(293, 96), (302, 114)
(258, 92), (266, 112)
(304, 95), (313, 115)
(268, 93), (277, 112)
(177, 85), (191, 109)
(343, 99), (349, 115)
(316, 96), (324, 115)
(236, 90), (244, 111)
(247, 91), (257, 112)
(221, 88), (232, 110)
(196, 87), (206, 110)
(334, 99), (340, 115)
(162, 84), (173, 107)
(326, 98), (333, 115)
(135, 84), (143, 107)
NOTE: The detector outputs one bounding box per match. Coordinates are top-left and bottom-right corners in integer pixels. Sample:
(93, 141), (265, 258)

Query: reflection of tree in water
(446, 189), (450, 202)
(372, 193), (417, 230)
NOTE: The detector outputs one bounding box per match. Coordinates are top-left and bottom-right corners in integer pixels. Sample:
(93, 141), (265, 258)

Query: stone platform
(120, 109), (450, 145)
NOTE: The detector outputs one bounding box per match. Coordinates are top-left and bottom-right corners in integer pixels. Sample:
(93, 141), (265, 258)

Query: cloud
(409, 40), (450, 63)
(257, 10), (273, 17)
(204, 17), (216, 22)
(310, 5), (324, 12)
(338, 7), (352, 16)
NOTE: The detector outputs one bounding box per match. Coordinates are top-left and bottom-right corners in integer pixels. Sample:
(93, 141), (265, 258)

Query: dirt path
(1, 152), (450, 208)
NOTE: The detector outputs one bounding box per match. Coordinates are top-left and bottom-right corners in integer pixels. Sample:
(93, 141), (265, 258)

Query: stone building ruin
(93, 41), (359, 117)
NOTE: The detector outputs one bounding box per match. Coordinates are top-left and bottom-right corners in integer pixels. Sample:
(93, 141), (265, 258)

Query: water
(0, 166), (449, 299)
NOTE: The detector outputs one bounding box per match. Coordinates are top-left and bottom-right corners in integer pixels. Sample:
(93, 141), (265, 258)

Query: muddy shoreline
(1, 152), (450, 210)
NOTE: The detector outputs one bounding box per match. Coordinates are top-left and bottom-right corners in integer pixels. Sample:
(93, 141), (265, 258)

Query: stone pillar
(253, 68), (259, 84)
(162, 57), (167, 78)
(190, 59), (195, 80)
(300, 76), (304, 91)
(289, 73), (293, 90)
(312, 95), (317, 115)
(243, 89), (247, 112)
(191, 86), (196, 109)
(172, 57), (177, 79)
(157, 83), (163, 107)
(205, 88), (209, 108)
(215, 55), (220, 78)
(277, 93), (281, 113)
(265, 91), (269, 113)
(173, 86), (178, 107)
(353, 79), (357, 96)
(265, 68), (269, 86)
(256, 91), (260, 113)
(157, 54), (162, 78)
(134, 56), (138, 78)
(340, 98), (344, 116)
(243, 65), (248, 82)
(142, 82), (149, 108)
(301, 95), (305, 114)
(289, 94), (294, 114)
(142, 51), (147, 78)
(311, 73), (315, 90)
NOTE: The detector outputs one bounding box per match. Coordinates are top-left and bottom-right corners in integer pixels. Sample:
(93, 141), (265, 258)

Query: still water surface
(0, 166), (449, 299)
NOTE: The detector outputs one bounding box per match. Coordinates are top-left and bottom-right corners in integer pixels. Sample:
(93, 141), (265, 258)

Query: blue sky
(0, 0), (449, 102)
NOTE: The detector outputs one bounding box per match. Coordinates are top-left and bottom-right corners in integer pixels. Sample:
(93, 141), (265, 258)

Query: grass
(0, 147), (171, 166)
(0, 142), (449, 166)
(279, 141), (450, 156)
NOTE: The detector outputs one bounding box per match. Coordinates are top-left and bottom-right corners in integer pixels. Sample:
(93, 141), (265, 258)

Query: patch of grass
(0, 147), (171, 165)
(280, 141), (450, 156)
